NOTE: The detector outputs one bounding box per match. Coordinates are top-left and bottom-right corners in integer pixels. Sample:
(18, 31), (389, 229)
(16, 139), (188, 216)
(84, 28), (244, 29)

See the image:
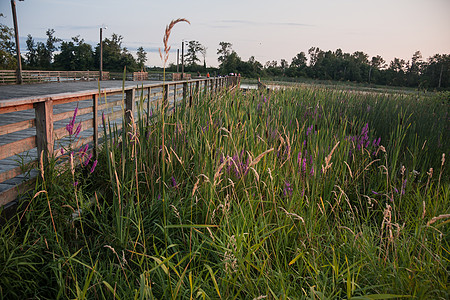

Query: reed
(0, 72), (448, 299)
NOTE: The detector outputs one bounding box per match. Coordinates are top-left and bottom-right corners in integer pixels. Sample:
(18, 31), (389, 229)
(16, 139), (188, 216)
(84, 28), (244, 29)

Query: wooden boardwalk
(0, 77), (237, 206)
(0, 81), (158, 202)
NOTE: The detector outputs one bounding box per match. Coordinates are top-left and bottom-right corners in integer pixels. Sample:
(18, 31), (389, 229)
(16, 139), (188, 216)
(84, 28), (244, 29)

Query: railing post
(183, 82), (188, 107)
(195, 81), (200, 104)
(93, 94), (99, 158)
(189, 83), (193, 107)
(34, 100), (54, 163)
(125, 88), (136, 125)
(173, 83), (177, 110)
(147, 87), (151, 125)
(163, 84), (168, 110)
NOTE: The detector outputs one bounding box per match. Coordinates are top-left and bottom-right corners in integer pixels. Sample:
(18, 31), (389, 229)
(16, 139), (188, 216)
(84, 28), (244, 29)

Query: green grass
(1, 84), (449, 299)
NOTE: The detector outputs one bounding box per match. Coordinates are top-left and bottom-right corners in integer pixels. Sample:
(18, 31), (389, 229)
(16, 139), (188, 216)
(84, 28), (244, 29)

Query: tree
(200, 46), (207, 70)
(0, 15), (16, 69)
(290, 52), (307, 68)
(406, 50), (423, 86)
(185, 40), (203, 66)
(136, 46), (147, 70)
(53, 36), (94, 70)
(217, 42), (232, 64)
(25, 34), (37, 67)
(94, 33), (138, 72)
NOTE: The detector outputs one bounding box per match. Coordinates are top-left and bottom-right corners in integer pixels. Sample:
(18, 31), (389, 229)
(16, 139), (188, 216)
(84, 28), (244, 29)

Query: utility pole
(181, 41), (185, 78)
(177, 49), (179, 73)
(11, 0), (23, 84)
(99, 27), (103, 81)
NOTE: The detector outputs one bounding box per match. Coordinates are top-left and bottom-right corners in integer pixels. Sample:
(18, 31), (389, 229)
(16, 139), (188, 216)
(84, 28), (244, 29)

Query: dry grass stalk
(427, 214), (450, 226)
(39, 150), (45, 180)
(249, 148), (274, 168)
(192, 177), (201, 196)
(321, 141), (340, 175)
(170, 147), (183, 165)
(279, 206), (305, 223)
(214, 156), (230, 185)
(159, 18), (190, 67)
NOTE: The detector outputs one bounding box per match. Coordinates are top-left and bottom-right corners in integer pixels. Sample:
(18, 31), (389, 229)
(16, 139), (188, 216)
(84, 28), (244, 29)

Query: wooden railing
(0, 70), (110, 84)
(0, 76), (239, 205)
(133, 71), (148, 81)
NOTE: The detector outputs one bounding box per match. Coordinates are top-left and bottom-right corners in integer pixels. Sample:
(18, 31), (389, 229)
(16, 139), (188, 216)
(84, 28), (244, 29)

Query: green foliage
(0, 16), (16, 69)
(54, 36), (94, 70)
(1, 85), (449, 299)
(136, 46), (147, 70)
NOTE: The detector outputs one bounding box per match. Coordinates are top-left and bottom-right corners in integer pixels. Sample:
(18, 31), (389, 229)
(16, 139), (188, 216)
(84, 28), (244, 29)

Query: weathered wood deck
(0, 77), (238, 206)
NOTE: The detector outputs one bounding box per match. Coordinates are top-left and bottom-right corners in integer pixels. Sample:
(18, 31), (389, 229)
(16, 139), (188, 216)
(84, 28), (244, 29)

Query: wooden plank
(0, 103), (34, 114)
(52, 94), (94, 105)
(0, 119), (35, 135)
(98, 99), (123, 111)
(53, 106), (93, 122)
(0, 178), (36, 207)
(54, 118), (94, 140)
(34, 100), (54, 160)
(0, 165), (26, 182)
(0, 136), (36, 161)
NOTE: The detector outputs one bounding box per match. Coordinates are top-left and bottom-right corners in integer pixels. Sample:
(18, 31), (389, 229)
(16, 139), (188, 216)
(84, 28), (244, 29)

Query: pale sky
(1, 0), (449, 67)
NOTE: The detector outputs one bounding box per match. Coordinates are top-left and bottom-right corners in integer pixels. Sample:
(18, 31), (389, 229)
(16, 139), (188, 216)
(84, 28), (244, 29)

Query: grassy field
(1, 84), (449, 299)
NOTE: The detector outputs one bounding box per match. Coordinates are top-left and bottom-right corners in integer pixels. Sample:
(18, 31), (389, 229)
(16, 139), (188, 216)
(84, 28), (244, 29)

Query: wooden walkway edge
(0, 76), (240, 206)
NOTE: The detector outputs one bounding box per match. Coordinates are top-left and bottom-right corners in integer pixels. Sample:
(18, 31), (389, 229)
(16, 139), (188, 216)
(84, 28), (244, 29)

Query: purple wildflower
(90, 160), (98, 173)
(306, 125), (313, 136)
(73, 181), (79, 187)
(171, 176), (177, 188)
(74, 123), (82, 138)
(84, 153), (93, 166)
(66, 107), (78, 135)
(310, 165), (314, 176)
(372, 190), (379, 195)
(79, 144), (88, 157)
(61, 148), (64, 155)
(283, 181), (293, 197)
(401, 179), (407, 195)
(302, 158), (307, 173)
(66, 123), (74, 135)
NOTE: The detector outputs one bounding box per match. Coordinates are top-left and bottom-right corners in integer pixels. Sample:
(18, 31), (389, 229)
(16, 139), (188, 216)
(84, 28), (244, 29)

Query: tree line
(0, 19), (147, 72)
(214, 42), (449, 89)
(1, 17), (448, 89)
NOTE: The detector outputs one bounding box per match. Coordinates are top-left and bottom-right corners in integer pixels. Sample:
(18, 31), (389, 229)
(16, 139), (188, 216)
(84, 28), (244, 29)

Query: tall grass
(0, 84), (449, 299)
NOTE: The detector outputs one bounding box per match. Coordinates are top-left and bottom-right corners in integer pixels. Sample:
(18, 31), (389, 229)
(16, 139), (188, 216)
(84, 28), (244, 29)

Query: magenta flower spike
(90, 160), (98, 173)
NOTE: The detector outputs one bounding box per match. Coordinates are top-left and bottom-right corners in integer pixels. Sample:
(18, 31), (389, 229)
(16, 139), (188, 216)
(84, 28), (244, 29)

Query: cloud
(216, 20), (314, 27)
(54, 25), (100, 31)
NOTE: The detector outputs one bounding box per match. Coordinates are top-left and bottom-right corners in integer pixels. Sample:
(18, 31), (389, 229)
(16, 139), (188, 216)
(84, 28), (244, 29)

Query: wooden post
(195, 81), (200, 105)
(93, 94), (99, 158)
(189, 83), (193, 107)
(34, 100), (54, 162)
(125, 88), (136, 125)
(147, 87), (151, 126)
(163, 84), (168, 110)
(11, 0), (23, 84)
(183, 82), (188, 107)
(173, 84), (177, 110)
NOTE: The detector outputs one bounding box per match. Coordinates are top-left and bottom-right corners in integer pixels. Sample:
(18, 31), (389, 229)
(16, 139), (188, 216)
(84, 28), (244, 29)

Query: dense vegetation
(1, 84), (448, 299)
